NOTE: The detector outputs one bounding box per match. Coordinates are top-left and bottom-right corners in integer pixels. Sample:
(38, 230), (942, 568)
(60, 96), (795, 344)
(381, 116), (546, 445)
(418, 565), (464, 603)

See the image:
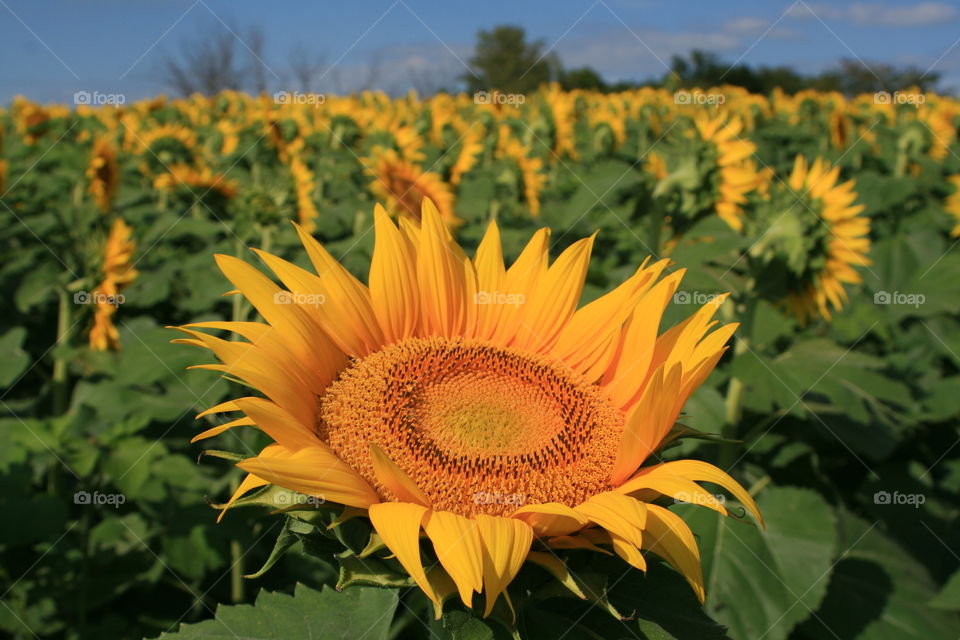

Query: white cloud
(789, 2), (957, 27)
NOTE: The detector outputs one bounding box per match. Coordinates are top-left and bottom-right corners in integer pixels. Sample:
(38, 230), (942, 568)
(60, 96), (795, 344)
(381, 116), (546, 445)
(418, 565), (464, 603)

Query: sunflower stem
(646, 199), (664, 258)
(228, 236), (249, 603)
(52, 288), (72, 415)
(721, 291), (756, 467)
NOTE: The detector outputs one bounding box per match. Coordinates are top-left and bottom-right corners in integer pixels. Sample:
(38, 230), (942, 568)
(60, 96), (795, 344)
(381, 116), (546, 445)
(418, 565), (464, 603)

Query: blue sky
(3, 0), (960, 103)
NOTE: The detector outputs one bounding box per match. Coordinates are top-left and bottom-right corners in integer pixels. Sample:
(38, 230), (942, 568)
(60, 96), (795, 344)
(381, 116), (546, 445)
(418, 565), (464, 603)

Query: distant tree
(161, 24), (270, 96)
(463, 25), (559, 94)
(559, 66), (608, 91)
(287, 44), (329, 93)
(818, 59), (940, 95)
(660, 50), (941, 96)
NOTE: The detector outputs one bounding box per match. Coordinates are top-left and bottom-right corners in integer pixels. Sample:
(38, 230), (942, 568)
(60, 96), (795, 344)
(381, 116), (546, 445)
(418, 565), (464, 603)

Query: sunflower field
(1, 85), (959, 640)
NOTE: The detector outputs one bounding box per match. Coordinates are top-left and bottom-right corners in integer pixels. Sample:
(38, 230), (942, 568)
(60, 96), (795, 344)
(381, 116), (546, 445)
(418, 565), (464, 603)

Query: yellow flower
(696, 114), (762, 231)
(289, 154), (320, 233)
(450, 131), (484, 186)
(89, 218), (138, 351)
(154, 164), (238, 199)
(499, 136), (546, 216)
(87, 137), (120, 212)
(368, 149), (460, 227)
(175, 200), (761, 618)
(784, 156), (872, 323)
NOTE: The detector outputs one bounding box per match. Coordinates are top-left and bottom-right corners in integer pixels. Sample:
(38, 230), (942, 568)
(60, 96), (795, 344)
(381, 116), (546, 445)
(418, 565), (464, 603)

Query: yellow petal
(574, 492), (647, 548)
(237, 446), (379, 510)
(417, 198), (467, 337)
(511, 502), (589, 537)
(474, 514), (533, 617)
(423, 510), (484, 607)
(369, 443), (431, 506)
(622, 460), (763, 527)
(643, 504), (705, 603)
(368, 502), (439, 608)
(369, 204), (420, 344)
(512, 234), (595, 353)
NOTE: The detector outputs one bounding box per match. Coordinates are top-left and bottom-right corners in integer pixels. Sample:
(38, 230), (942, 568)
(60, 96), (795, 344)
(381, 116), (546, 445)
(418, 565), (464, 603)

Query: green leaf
(154, 583), (398, 639)
(0, 327), (30, 388)
(929, 569), (960, 611)
(796, 510), (960, 639)
(681, 486), (838, 640)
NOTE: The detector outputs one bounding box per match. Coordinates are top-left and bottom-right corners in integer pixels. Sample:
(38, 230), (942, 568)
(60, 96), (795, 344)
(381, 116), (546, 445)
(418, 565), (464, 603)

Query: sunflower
(154, 164), (238, 199)
(450, 131), (485, 186)
(498, 134), (546, 216)
(368, 149), (460, 227)
(89, 218), (138, 351)
(288, 154), (320, 233)
(750, 156), (871, 323)
(87, 137), (120, 212)
(695, 114), (763, 231)
(175, 200), (762, 619)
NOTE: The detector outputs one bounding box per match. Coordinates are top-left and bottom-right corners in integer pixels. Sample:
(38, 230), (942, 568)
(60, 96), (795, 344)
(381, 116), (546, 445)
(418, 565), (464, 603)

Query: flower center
(318, 337), (624, 516)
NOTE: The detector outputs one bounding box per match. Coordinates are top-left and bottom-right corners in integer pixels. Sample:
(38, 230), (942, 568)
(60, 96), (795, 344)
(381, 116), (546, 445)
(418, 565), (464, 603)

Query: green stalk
(721, 291), (756, 468)
(52, 288), (72, 415)
(228, 235), (249, 603)
(646, 200), (664, 258)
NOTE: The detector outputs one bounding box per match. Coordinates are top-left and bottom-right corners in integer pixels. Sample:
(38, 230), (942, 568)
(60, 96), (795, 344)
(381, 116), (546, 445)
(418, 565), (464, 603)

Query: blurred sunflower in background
(86, 137), (119, 212)
(89, 218), (138, 351)
(745, 155), (871, 323)
(943, 174), (960, 236)
(175, 199), (762, 620)
(368, 148), (459, 227)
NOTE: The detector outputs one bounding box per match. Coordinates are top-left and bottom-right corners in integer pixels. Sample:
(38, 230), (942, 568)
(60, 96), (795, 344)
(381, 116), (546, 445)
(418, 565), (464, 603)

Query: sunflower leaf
(336, 553), (416, 590)
(678, 485), (838, 640)
(153, 583), (398, 639)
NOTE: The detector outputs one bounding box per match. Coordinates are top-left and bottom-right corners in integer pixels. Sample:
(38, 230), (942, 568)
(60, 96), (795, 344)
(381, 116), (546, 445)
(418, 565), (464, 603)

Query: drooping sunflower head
(368, 148), (460, 227)
(89, 218), (138, 351)
(176, 199), (762, 619)
(153, 163), (238, 200)
(86, 137), (120, 212)
(745, 155), (871, 323)
(695, 114), (762, 231)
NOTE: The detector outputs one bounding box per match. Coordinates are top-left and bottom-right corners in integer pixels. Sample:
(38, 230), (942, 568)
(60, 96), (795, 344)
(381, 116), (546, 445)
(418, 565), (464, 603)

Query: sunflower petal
(423, 510), (484, 607)
(369, 443), (431, 506)
(474, 515), (533, 618)
(368, 503), (439, 608)
(237, 446), (379, 510)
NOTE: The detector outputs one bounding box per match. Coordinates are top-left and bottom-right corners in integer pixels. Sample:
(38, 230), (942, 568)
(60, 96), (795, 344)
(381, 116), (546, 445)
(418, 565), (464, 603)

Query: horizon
(3, 0), (960, 104)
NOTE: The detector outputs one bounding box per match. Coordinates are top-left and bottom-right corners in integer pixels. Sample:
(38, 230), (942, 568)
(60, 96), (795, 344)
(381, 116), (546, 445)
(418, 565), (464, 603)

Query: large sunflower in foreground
(175, 200), (762, 618)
